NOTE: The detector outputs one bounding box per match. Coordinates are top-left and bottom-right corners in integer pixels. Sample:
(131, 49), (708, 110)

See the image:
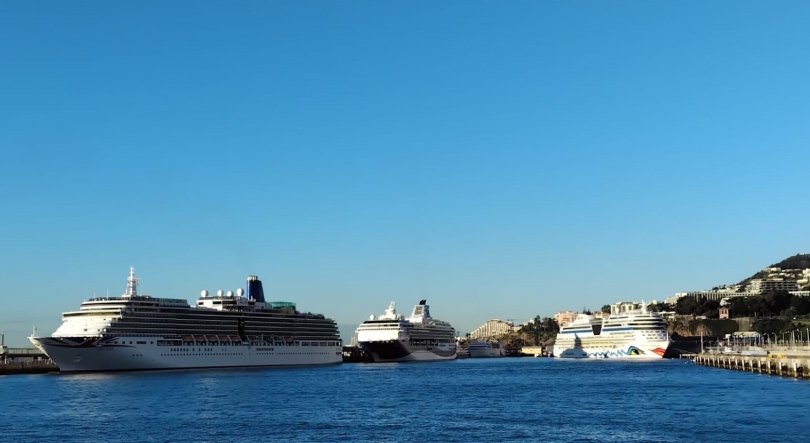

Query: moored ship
(467, 340), (505, 358)
(355, 300), (456, 362)
(552, 302), (670, 359)
(30, 268), (342, 372)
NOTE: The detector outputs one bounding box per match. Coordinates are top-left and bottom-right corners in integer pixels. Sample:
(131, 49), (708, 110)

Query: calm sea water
(2, 358), (808, 443)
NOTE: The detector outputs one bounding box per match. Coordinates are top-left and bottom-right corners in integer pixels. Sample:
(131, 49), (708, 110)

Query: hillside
(736, 253), (810, 286)
(772, 253), (810, 270)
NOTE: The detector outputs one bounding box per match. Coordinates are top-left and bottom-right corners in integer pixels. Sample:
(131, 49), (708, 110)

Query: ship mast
(124, 267), (139, 298)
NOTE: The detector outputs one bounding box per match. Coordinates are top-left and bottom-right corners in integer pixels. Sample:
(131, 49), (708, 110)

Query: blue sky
(2, 2), (810, 346)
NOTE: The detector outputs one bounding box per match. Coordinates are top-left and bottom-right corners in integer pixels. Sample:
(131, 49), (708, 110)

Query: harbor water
(2, 358), (808, 442)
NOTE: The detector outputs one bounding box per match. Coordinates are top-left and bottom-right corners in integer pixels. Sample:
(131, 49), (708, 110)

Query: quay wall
(0, 361), (59, 376)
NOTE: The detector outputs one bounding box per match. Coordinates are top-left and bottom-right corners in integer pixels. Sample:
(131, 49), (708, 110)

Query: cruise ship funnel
(247, 275), (265, 303)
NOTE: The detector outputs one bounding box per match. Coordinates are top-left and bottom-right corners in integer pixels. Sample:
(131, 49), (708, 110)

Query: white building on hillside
(469, 319), (514, 340)
(748, 279), (799, 293)
(554, 310), (578, 327)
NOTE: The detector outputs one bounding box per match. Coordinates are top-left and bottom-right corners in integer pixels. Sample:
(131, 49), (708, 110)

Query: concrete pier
(1, 345), (56, 375)
(0, 361), (58, 375)
(694, 353), (810, 380)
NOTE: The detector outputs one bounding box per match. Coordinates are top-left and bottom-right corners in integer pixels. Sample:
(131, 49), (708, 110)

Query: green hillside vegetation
(773, 253), (810, 270)
(493, 316), (559, 347)
(737, 253), (810, 286)
(462, 316), (560, 348)
(517, 316), (560, 346)
(665, 290), (810, 335)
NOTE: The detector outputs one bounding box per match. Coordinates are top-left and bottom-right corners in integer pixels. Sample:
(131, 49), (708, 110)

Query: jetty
(694, 345), (810, 380)
(1, 341), (58, 375)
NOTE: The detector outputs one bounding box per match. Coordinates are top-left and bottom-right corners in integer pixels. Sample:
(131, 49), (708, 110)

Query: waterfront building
(469, 319), (514, 340)
(554, 310), (578, 327)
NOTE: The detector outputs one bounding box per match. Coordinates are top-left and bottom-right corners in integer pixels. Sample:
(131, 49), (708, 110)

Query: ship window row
(106, 328), (338, 340)
(114, 318), (335, 326)
(84, 307), (337, 322)
(109, 321), (337, 331)
(111, 332), (339, 340)
(603, 324), (666, 328)
(155, 342), (340, 349)
(110, 334), (342, 342)
(108, 326), (339, 334)
(114, 316), (337, 325)
(157, 352), (332, 357)
(159, 325), (340, 332)
(605, 320), (666, 326)
(108, 330), (340, 339)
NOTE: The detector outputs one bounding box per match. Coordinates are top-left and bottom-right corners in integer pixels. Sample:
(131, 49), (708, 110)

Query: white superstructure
(553, 302), (670, 359)
(467, 340), (504, 358)
(355, 300), (456, 362)
(30, 268), (342, 372)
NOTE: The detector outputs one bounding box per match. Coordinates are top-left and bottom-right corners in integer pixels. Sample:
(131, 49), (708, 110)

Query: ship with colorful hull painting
(552, 302), (670, 359)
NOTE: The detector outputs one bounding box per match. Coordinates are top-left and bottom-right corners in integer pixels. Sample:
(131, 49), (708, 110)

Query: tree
(676, 297), (698, 315)
(518, 316), (543, 346)
(728, 297), (750, 317)
(791, 296), (810, 316)
(695, 299), (720, 316)
(540, 317), (560, 334)
(753, 318), (789, 335)
(762, 290), (792, 316)
(517, 316), (559, 346)
(601, 305), (611, 314)
(648, 302), (674, 312)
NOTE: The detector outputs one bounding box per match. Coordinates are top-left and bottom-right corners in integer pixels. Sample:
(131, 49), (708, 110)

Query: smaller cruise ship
(355, 300), (456, 362)
(467, 340), (504, 358)
(553, 301), (670, 359)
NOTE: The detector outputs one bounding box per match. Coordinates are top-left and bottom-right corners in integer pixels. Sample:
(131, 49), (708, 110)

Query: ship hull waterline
(553, 341), (670, 360)
(358, 340), (456, 363)
(30, 336), (342, 373)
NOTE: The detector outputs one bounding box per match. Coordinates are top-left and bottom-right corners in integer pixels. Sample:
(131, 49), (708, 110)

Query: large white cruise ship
(30, 268), (342, 372)
(552, 302), (670, 359)
(355, 300), (456, 362)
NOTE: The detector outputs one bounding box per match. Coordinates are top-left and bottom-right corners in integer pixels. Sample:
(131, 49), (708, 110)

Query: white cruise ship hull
(553, 339), (669, 359)
(358, 340), (456, 363)
(468, 348), (504, 358)
(30, 336), (342, 372)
